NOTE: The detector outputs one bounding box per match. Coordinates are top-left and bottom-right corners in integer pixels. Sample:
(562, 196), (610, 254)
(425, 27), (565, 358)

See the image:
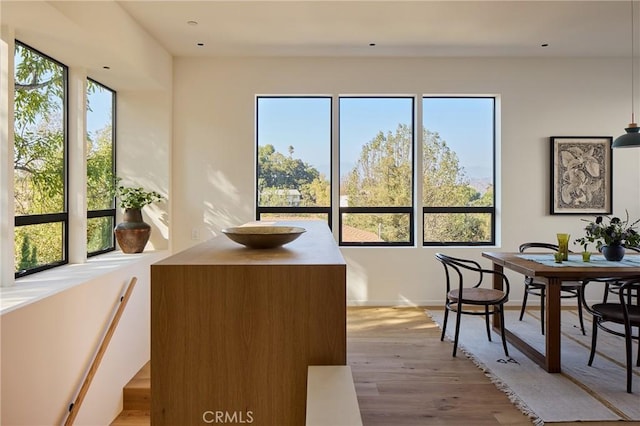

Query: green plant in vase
(114, 177), (164, 209)
(113, 177), (164, 253)
(574, 237), (592, 262)
(576, 211), (640, 261)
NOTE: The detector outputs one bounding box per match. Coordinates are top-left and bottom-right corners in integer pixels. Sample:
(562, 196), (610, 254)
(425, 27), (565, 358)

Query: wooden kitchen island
(150, 221), (346, 425)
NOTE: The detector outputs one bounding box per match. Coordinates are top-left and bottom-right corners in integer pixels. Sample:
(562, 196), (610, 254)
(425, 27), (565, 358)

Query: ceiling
(2, 1), (638, 90)
(115, 0), (637, 58)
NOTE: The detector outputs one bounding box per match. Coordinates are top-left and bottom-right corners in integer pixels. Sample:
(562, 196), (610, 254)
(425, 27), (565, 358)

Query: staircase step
(110, 410), (150, 425)
(110, 362), (151, 426)
(306, 365), (362, 426)
(123, 362), (150, 411)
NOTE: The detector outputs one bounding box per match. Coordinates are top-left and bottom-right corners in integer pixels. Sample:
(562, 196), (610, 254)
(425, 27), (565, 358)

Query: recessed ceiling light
(197, 42), (204, 47)
(369, 43), (376, 47)
(103, 66), (110, 70)
(187, 20), (198, 26)
(541, 43), (549, 47)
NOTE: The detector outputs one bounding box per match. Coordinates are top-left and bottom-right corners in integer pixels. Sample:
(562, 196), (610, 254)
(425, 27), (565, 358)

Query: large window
(86, 79), (116, 256)
(14, 42), (68, 277)
(255, 95), (496, 247)
(422, 97), (495, 245)
(256, 96), (331, 224)
(339, 97), (414, 245)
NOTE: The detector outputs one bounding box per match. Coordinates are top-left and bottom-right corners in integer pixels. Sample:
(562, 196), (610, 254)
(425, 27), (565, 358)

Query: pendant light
(613, 0), (640, 148)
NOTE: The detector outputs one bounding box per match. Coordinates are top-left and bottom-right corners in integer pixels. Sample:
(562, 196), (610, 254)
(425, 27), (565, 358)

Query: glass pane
(339, 97), (413, 208)
(14, 223), (64, 274)
(14, 43), (66, 216)
(422, 97), (494, 208)
(259, 213), (329, 223)
(87, 216), (114, 253)
(342, 213), (410, 243)
(257, 97), (331, 208)
(87, 80), (115, 210)
(424, 213), (492, 243)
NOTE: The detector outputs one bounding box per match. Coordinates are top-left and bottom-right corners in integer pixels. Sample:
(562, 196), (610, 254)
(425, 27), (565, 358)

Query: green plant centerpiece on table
(575, 211), (640, 261)
(113, 178), (164, 253)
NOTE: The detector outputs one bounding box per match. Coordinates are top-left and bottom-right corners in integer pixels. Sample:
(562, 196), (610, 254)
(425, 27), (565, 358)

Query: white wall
(117, 89), (172, 251)
(1, 2), (172, 424)
(172, 56), (640, 305)
(1, 254), (164, 425)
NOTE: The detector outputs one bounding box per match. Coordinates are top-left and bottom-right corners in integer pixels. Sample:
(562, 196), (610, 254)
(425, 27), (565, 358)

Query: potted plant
(575, 211), (640, 261)
(113, 178), (164, 253)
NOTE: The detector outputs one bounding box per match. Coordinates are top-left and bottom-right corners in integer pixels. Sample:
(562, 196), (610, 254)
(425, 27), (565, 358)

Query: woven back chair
(435, 253), (510, 357)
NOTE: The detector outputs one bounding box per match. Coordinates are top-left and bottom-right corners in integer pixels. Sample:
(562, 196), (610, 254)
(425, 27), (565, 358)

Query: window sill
(1, 250), (169, 315)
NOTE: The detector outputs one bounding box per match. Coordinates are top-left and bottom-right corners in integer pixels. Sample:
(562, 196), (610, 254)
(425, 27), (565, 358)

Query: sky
(257, 97), (332, 176)
(257, 96), (494, 181)
(14, 45), (113, 138)
(86, 83), (114, 136)
(87, 93), (494, 181)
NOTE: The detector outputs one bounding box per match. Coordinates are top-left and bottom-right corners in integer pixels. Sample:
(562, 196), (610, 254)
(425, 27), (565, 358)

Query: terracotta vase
(114, 208), (151, 253)
(601, 244), (625, 261)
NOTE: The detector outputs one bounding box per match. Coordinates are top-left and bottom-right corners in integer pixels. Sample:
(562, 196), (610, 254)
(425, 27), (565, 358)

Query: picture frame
(550, 136), (612, 215)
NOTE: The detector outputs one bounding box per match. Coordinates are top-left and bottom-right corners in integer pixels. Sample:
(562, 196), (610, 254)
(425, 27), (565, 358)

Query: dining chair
(435, 253), (510, 357)
(602, 246), (640, 303)
(518, 242), (585, 335)
(581, 277), (640, 393)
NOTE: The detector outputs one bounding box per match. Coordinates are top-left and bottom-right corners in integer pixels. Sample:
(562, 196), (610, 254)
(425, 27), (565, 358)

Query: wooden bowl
(221, 225), (306, 249)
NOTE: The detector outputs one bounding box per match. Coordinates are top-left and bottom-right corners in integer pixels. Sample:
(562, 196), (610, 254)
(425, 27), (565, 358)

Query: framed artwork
(550, 136), (612, 215)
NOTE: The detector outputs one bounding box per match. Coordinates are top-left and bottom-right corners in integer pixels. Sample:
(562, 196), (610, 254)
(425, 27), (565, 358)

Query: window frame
(254, 94), (497, 247)
(338, 95), (416, 247)
(338, 206), (415, 247)
(421, 96), (496, 247)
(14, 41), (69, 278)
(86, 78), (117, 257)
(255, 95), (333, 228)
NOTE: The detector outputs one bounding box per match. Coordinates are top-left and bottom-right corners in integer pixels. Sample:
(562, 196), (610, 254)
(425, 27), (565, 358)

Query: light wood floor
(112, 306), (640, 425)
(348, 306), (532, 426)
(348, 306), (640, 426)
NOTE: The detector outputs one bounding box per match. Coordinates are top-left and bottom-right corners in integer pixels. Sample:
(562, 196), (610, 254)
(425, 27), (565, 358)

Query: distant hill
(468, 177), (492, 195)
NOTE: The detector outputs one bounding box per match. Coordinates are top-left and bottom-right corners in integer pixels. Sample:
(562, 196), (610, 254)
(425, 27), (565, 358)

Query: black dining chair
(602, 246), (640, 303)
(581, 277), (640, 393)
(435, 253), (510, 357)
(518, 242), (585, 335)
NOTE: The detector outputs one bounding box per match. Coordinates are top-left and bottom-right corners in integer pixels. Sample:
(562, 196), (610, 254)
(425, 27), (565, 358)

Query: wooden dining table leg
(491, 262), (504, 329)
(545, 277), (562, 373)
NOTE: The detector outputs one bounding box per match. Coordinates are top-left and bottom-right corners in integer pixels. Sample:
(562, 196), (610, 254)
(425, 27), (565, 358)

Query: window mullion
(331, 94), (340, 238)
(68, 67), (88, 263)
(415, 95), (423, 246)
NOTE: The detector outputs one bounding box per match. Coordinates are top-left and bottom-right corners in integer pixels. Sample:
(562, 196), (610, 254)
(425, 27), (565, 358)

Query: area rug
(427, 308), (640, 425)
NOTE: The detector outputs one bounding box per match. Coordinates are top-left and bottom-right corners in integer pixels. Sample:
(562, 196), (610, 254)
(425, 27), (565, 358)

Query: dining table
(482, 251), (640, 373)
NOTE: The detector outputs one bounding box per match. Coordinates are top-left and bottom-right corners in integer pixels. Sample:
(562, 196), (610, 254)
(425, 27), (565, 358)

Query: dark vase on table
(601, 244), (625, 261)
(114, 208), (151, 253)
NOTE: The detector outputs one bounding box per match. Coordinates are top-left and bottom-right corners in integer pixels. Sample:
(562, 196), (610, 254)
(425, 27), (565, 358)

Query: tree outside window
(422, 97), (495, 245)
(14, 42), (67, 276)
(256, 96), (331, 224)
(86, 79), (116, 256)
(339, 97), (414, 245)
(255, 95), (496, 246)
